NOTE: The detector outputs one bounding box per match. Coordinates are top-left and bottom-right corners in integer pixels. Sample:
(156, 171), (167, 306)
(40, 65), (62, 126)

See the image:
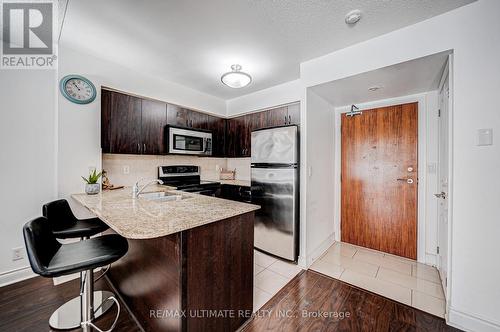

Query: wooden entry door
(341, 102), (418, 259)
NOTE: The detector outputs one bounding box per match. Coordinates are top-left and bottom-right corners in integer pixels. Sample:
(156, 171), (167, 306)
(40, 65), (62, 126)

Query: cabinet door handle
(288, 115), (292, 124)
(284, 115), (288, 124)
(137, 143), (141, 153)
(143, 143), (146, 153)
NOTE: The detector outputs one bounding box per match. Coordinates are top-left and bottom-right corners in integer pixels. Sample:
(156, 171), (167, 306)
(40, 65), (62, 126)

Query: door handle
(397, 178), (414, 184)
(434, 192), (446, 199)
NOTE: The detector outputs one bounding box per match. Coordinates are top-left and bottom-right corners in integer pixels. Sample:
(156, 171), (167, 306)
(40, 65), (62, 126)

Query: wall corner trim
(306, 232), (335, 268)
(448, 307), (500, 332)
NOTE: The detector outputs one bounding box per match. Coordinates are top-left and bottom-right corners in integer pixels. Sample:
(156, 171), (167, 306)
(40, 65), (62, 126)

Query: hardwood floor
(0, 275), (141, 332)
(243, 270), (461, 332)
(0, 270), (460, 332)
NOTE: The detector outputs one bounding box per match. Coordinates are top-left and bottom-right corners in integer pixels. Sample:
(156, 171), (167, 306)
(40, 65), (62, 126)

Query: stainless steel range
(158, 165), (220, 196)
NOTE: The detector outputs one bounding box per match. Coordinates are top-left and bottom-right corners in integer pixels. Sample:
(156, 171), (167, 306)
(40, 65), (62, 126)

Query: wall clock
(60, 75), (97, 104)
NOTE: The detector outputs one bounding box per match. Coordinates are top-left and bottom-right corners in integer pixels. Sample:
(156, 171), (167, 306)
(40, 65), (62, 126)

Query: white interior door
(437, 73), (450, 294)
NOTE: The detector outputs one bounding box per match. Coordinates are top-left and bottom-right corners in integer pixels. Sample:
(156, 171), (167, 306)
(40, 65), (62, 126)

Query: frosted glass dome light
(221, 64), (252, 88)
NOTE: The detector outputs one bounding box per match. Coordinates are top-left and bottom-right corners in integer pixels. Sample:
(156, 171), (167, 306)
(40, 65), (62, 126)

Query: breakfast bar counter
(72, 186), (260, 332)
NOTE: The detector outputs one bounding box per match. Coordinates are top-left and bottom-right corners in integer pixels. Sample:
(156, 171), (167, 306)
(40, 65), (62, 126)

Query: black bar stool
(42, 199), (113, 330)
(23, 216), (128, 332)
(42, 199), (109, 240)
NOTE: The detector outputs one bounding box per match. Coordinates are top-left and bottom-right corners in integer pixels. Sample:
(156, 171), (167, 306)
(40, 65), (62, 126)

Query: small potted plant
(82, 169), (102, 195)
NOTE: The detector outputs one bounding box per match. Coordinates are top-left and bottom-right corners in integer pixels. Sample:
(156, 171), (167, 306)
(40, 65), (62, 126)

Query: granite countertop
(204, 179), (251, 187)
(72, 185), (259, 240)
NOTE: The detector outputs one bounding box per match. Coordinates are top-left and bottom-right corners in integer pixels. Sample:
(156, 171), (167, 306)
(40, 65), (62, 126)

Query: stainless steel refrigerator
(251, 125), (299, 261)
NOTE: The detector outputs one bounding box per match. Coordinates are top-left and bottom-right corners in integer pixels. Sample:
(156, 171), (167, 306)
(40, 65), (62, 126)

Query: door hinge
(438, 109), (441, 117)
(437, 246), (440, 254)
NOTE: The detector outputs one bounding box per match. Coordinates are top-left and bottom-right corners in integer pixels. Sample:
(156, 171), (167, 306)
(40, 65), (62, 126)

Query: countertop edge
(71, 190), (260, 240)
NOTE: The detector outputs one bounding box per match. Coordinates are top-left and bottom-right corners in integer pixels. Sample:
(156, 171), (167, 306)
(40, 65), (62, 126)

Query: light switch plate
(477, 128), (493, 146)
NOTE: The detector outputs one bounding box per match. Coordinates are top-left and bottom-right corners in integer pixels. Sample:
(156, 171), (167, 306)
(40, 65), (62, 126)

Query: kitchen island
(73, 186), (260, 332)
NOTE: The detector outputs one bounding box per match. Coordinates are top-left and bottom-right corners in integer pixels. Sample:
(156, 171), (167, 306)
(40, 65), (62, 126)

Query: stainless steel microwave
(167, 126), (212, 156)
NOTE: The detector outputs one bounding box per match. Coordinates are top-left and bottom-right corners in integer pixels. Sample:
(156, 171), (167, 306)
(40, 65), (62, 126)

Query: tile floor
(310, 242), (446, 318)
(253, 250), (303, 312)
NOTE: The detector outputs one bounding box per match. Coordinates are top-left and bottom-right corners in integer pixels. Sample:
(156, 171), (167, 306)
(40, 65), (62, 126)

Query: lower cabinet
(219, 185), (251, 203)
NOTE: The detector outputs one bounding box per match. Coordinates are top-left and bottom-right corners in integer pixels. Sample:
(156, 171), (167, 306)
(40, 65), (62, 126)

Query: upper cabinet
(102, 90), (167, 155)
(206, 115), (226, 157)
(225, 103), (300, 158)
(167, 104), (208, 129)
(101, 90), (143, 154)
(141, 99), (168, 155)
(101, 89), (300, 158)
(287, 103), (300, 125)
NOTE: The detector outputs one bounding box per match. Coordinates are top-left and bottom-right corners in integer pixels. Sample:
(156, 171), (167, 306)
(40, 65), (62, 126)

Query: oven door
(168, 127), (212, 155)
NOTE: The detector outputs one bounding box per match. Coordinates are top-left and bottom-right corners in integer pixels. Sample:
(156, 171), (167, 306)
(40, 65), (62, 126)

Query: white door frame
(333, 93), (429, 263)
(437, 55), (454, 315)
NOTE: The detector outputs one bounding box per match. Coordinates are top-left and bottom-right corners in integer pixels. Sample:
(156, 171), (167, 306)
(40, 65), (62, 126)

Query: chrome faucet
(132, 179), (164, 198)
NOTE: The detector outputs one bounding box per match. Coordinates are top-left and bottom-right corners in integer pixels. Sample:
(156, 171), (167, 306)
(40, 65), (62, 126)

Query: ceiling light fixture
(345, 9), (362, 25)
(221, 64), (252, 88)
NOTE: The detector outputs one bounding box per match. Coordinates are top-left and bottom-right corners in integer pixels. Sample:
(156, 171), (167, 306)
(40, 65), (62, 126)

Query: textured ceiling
(311, 51), (450, 107)
(60, 0), (474, 100)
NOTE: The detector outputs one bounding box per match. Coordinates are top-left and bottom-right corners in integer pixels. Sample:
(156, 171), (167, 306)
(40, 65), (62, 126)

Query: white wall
(0, 70), (57, 284)
(301, 1), (500, 330)
(226, 79), (302, 116)
(304, 89), (335, 266)
(58, 45), (227, 206)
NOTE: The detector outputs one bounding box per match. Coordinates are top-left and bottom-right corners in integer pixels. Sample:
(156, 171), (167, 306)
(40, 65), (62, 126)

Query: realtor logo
(1, 0), (57, 69)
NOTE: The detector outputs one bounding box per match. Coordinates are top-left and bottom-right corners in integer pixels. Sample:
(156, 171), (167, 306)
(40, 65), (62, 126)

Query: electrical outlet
(123, 165), (130, 174)
(12, 247), (24, 261)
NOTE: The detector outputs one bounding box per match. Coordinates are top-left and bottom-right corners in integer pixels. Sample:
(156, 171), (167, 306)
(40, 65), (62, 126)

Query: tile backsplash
(103, 154), (252, 186)
(226, 158), (251, 181)
(103, 154), (227, 187)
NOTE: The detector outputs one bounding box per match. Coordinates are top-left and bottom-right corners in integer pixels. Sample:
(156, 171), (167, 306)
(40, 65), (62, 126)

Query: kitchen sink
(139, 191), (189, 202)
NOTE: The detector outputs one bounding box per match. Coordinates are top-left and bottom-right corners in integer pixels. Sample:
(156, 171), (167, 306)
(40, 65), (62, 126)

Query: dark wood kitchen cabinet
(101, 89), (167, 155)
(101, 89), (142, 154)
(167, 104), (208, 129)
(265, 103), (300, 127)
(206, 115), (226, 157)
(226, 115), (252, 157)
(287, 103), (301, 125)
(102, 88), (299, 157)
(225, 103), (300, 158)
(219, 184), (251, 203)
(265, 106), (289, 127)
(141, 99), (168, 154)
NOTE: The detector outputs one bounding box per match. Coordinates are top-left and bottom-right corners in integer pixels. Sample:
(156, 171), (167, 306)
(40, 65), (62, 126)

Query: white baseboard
(306, 232), (335, 268)
(448, 307), (500, 332)
(53, 272), (80, 285)
(425, 253), (437, 266)
(0, 266), (36, 287)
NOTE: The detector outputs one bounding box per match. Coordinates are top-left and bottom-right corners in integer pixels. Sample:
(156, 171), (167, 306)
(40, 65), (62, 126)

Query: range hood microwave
(166, 126), (212, 156)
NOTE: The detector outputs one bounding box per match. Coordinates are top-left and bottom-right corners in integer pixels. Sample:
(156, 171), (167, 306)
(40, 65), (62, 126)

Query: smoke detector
(345, 10), (362, 25)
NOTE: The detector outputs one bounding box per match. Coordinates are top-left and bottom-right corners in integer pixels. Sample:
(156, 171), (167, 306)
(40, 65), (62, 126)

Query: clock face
(60, 75), (96, 104)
